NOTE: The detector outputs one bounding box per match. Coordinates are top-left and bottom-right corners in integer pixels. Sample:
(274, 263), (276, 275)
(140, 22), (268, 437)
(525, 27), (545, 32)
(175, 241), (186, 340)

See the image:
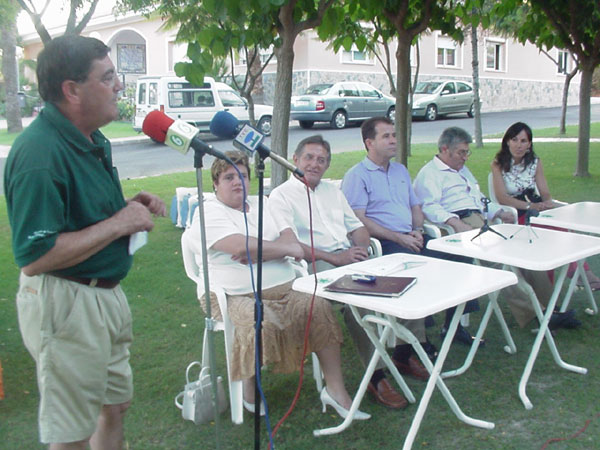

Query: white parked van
(133, 75), (273, 136)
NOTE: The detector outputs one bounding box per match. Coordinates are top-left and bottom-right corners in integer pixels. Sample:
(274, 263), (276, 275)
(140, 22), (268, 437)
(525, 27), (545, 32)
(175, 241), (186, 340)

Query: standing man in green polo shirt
(4, 35), (166, 449)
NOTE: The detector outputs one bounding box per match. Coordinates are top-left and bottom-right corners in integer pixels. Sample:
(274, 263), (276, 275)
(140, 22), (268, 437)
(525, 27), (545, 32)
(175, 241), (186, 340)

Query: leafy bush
(117, 85), (136, 122)
(117, 97), (135, 122)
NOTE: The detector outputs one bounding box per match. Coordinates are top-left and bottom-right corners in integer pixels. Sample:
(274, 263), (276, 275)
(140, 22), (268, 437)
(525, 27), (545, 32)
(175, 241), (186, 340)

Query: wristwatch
(525, 203), (531, 210)
(414, 227), (425, 233)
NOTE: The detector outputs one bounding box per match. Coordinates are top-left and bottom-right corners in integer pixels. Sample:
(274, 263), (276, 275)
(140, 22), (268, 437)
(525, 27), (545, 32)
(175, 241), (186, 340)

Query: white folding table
(530, 201), (600, 314)
(292, 253), (517, 449)
(428, 223), (600, 409)
(530, 201), (600, 235)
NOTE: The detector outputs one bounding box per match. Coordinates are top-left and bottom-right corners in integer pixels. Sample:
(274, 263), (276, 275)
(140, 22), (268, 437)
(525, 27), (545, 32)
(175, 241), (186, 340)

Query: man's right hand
(394, 233), (423, 253)
(113, 201), (155, 236)
(446, 217), (472, 233)
(332, 246), (369, 266)
(275, 230), (305, 261)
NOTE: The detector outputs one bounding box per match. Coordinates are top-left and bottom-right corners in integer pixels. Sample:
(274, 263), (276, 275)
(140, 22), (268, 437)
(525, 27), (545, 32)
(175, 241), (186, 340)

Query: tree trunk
(559, 66), (577, 135)
(245, 49), (261, 125)
(576, 62), (592, 177)
(1, 18), (22, 133)
(406, 42), (420, 158)
(395, 36), (411, 166)
(270, 35), (295, 188)
(251, 54), (265, 106)
(471, 21), (482, 148)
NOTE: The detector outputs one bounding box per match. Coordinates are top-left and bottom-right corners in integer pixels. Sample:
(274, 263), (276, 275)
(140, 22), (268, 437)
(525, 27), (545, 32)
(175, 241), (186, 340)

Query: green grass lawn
(485, 121), (600, 139)
(0, 120), (137, 146)
(1, 139), (600, 449)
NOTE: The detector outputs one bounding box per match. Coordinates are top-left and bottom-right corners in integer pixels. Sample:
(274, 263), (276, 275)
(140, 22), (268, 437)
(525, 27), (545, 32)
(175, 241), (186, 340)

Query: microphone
(524, 208), (539, 225)
(142, 110), (229, 161)
(209, 111), (304, 177)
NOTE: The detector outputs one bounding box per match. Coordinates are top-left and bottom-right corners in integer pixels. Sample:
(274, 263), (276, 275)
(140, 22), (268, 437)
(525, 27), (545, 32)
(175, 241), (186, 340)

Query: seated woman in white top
(186, 150), (369, 419)
(491, 122), (600, 290)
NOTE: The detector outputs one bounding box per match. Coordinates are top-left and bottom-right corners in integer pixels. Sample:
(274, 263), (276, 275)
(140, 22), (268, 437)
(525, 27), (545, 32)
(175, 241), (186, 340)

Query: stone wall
(260, 70), (581, 112)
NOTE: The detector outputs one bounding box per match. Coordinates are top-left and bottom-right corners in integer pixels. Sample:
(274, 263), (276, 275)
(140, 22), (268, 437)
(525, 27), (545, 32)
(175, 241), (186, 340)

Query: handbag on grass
(174, 361), (227, 425)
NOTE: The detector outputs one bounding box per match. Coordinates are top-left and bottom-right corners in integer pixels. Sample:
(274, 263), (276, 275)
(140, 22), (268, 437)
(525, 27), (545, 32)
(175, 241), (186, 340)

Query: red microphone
(142, 110), (228, 160)
(142, 110), (174, 143)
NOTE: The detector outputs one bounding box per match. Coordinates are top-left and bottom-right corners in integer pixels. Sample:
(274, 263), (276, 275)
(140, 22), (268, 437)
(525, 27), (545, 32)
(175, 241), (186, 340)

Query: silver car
(290, 81), (396, 129)
(412, 80), (475, 121)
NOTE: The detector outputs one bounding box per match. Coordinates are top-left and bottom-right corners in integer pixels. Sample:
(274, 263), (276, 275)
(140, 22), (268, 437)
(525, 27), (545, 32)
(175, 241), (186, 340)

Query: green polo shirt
(4, 102), (133, 280)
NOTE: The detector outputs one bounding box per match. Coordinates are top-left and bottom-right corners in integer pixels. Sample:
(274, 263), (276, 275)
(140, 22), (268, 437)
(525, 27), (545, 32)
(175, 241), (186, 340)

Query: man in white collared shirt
(413, 127), (513, 230)
(414, 127), (579, 330)
(269, 135), (370, 272)
(269, 135), (426, 410)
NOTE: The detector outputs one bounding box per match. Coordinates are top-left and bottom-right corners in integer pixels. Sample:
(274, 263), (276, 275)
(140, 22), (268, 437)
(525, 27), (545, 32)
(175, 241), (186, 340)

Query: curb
(111, 135), (151, 146)
(0, 135), (150, 158)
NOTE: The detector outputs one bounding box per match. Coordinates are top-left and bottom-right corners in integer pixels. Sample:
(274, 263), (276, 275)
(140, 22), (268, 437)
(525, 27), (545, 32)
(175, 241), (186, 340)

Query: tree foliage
(493, 0), (600, 176)
(16, 0), (100, 45)
(119, 0), (335, 188)
(322, 0), (462, 166)
(123, 0), (279, 124)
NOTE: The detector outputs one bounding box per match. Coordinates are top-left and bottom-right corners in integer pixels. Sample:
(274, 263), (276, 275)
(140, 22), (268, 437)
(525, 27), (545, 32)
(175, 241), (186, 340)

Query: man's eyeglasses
(453, 149), (472, 157)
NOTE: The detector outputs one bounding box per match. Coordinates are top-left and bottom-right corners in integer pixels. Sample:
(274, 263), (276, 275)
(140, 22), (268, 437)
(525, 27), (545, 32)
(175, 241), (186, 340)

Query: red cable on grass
(540, 412), (600, 449)
(269, 178), (318, 448)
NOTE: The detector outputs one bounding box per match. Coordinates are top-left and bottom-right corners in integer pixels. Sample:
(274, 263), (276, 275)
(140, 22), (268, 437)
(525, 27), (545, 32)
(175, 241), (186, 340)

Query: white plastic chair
(181, 221), (322, 424)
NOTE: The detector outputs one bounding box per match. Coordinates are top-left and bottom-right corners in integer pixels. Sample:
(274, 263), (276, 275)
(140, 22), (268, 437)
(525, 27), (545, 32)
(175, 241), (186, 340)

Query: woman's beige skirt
(202, 281), (342, 381)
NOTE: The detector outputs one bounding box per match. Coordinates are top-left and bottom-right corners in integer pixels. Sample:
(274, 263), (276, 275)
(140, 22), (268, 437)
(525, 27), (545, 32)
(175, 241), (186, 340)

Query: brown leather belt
(51, 274), (120, 289)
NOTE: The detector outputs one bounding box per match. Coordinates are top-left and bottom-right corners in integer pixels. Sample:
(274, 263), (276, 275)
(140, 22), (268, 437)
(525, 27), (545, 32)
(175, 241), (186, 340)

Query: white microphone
(142, 110), (230, 161)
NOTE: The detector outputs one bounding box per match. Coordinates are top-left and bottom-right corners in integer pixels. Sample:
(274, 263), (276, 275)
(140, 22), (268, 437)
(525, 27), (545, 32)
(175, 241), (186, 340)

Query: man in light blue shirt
(342, 117), (426, 254)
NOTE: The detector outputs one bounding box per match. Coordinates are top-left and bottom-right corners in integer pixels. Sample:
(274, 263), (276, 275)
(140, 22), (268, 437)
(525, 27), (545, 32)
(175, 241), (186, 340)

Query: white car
(134, 76), (273, 136)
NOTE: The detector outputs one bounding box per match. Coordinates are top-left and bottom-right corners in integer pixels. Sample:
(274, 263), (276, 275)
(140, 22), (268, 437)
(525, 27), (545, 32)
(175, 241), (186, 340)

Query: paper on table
(359, 260), (427, 276)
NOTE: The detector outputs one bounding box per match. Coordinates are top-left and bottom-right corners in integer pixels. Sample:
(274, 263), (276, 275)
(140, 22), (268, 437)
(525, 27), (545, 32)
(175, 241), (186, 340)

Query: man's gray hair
(294, 134), (331, 160)
(437, 127), (472, 151)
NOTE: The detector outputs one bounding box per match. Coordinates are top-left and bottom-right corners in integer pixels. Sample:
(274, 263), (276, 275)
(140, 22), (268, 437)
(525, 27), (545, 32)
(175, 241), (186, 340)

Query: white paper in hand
(129, 231), (148, 255)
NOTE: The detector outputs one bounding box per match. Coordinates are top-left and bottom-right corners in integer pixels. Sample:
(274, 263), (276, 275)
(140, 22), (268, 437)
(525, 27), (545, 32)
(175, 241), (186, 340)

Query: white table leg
(442, 290), (517, 379)
(313, 306), (414, 437)
(403, 302), (494, 450)
(492, 293), (518, 355)
(560, 259), (597, 315)
(359, 312), (416, 402)
(518, 265), (587, 409)
(313, 323), (383, 436)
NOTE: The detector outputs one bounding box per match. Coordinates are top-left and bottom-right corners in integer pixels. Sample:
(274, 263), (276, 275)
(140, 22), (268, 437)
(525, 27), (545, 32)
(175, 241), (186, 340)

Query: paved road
(110, 103), (600, 181)
(2, 103), (600, 195)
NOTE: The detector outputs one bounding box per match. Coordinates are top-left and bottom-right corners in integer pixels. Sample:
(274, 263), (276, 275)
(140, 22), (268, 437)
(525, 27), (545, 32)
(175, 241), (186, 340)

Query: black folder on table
(324, 275), (417, 298)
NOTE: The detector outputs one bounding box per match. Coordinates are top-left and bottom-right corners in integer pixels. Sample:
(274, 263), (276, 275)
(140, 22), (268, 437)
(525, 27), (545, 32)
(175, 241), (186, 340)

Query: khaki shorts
(16, 273), (133, 444)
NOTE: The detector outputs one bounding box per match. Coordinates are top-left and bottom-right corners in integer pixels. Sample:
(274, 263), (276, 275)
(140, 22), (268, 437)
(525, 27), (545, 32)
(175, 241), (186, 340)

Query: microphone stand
(192, 149), (222, 448)
(471, 197), (507, 241)
(509, 209), (539, 243)
(254, 156), (265, 450)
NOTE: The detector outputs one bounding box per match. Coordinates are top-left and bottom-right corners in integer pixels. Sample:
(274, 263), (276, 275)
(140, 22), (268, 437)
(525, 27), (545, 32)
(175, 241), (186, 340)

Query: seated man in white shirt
(269, 135), (429, 410)
(413, 127), (580, 331)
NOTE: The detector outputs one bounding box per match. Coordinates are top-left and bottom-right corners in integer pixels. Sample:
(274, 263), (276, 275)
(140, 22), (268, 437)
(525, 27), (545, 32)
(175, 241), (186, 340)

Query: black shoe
(425, 315), (436, 328)
(547, 310), (582, 330)
(422, 339), (438, 362)
(440, 324), (485, 347)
